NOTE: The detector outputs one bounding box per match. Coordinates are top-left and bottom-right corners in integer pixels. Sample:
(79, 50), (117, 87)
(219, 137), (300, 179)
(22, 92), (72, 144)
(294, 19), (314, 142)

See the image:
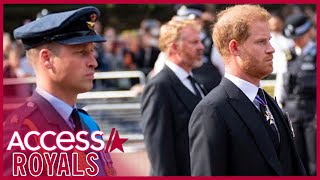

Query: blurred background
(3, 4), (316, 176)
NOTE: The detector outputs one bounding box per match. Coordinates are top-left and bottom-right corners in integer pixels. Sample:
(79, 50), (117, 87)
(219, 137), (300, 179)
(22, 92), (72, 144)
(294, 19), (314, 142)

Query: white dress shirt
(224, 73), (261, 109)
(166, 60), (204, 98)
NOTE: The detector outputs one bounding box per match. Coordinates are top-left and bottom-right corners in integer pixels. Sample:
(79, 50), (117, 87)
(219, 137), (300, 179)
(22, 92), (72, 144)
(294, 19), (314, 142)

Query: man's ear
(170, 42), (179, 54)
(39, 49), (53, 69)
(229, 39), (240, 56)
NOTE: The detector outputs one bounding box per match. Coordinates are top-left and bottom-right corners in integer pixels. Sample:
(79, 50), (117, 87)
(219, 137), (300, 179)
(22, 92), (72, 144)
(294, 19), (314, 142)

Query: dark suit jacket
(192, 61), (222, 93)
(137, 46), (161, 75)
(189, 78), (306, 175)
(141, 65), (202, 175)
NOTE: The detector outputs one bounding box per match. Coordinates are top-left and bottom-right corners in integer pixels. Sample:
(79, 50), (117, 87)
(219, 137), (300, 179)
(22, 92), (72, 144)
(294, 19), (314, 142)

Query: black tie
(187, 75), (202, 99)
(256, 89), (280, 143)
(71, 108), (82, 132)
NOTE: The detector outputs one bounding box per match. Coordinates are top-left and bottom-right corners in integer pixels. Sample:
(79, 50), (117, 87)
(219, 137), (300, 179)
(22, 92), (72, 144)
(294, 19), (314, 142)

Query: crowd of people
(3, 4), (316, 176)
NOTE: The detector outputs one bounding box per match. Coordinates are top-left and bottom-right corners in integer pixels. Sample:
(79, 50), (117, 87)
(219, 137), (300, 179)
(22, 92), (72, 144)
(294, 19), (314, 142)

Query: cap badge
(87, 13), (97, 30)
(87, 21), (95, 30)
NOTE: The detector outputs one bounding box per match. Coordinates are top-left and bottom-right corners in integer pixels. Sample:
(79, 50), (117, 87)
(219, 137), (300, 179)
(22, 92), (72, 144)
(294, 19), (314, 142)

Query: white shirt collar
(35, 87), (74, 121)
(165, 60), (191, 81)
(224, 73), (260, 102)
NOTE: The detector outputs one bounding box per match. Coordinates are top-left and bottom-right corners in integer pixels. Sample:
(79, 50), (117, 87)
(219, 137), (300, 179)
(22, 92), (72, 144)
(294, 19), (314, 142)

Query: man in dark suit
(141, 19), (205, 175)
(176, 4), (222, 92)
(150, 5), (222, 92)
(189, 5), (306, 175)
(3, 6), (115, 176)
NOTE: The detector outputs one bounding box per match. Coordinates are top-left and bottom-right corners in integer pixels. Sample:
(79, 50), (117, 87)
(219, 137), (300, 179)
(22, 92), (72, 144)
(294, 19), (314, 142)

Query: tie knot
(187, 75), (196, 82)
(187, 75), (204, 98)
(71, 108), (79, 118)
(71, 108), (82, 132)
(255, 88), (267, 106)
(257, 88), (265, 99)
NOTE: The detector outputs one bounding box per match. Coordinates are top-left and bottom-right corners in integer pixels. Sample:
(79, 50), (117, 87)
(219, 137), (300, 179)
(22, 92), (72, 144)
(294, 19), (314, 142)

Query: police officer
(282, 14), (316, 176)
(3, 6), (116, 176)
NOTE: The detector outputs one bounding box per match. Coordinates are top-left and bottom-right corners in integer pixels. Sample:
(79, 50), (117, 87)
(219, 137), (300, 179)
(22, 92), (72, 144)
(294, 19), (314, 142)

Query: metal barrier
(3, 76), (36, 85)
(82, 103), (143, 141)
(3, 71), (146, 102)
(78, 90), (138, 99)
(94, 71), (146, 85)
(79, 99), (144, 153)
(3, 71), (146, 86)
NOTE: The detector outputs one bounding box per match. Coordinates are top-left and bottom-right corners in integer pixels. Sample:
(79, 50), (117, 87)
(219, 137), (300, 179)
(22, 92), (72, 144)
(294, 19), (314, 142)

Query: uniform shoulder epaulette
(303, 44), (316, 63)
(3, 101), (38, 127)
(309, 45), (316, 57)
(285, 48), (293, 61)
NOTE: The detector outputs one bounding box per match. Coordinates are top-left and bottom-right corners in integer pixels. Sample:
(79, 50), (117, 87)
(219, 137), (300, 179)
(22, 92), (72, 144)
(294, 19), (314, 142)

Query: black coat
(189, 78), (306, 175)
(192, 62), (222, 93)
(141, 65), (202, 175)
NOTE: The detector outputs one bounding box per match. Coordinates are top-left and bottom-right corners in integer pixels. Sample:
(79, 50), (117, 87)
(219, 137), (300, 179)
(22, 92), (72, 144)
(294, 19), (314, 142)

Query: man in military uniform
(3, 6), (115, 176)
(282, 14), (316, 175)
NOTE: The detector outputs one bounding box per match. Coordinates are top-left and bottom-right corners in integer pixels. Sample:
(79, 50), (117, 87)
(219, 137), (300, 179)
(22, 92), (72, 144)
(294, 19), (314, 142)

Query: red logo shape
(105, 128), (128, 153)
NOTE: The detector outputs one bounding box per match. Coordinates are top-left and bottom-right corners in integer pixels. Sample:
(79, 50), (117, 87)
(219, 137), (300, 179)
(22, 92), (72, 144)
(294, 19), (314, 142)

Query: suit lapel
(163, 66), (201, 113)
(31, 91), (73, 132)
(265, 94), (304, 170)
(220, 78), (283, 175)
(265, 94), (295, 142)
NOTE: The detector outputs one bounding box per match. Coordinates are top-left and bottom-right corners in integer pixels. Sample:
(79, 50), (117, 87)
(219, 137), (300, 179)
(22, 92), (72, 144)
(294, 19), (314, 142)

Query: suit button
(10, 115), (19, 124)
(27, 102), (34, 108)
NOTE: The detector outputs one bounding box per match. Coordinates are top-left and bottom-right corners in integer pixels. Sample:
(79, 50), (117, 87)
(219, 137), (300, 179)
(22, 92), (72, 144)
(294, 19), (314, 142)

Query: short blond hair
(159, 19), (200, 52)
(212, 5), (271, 58)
